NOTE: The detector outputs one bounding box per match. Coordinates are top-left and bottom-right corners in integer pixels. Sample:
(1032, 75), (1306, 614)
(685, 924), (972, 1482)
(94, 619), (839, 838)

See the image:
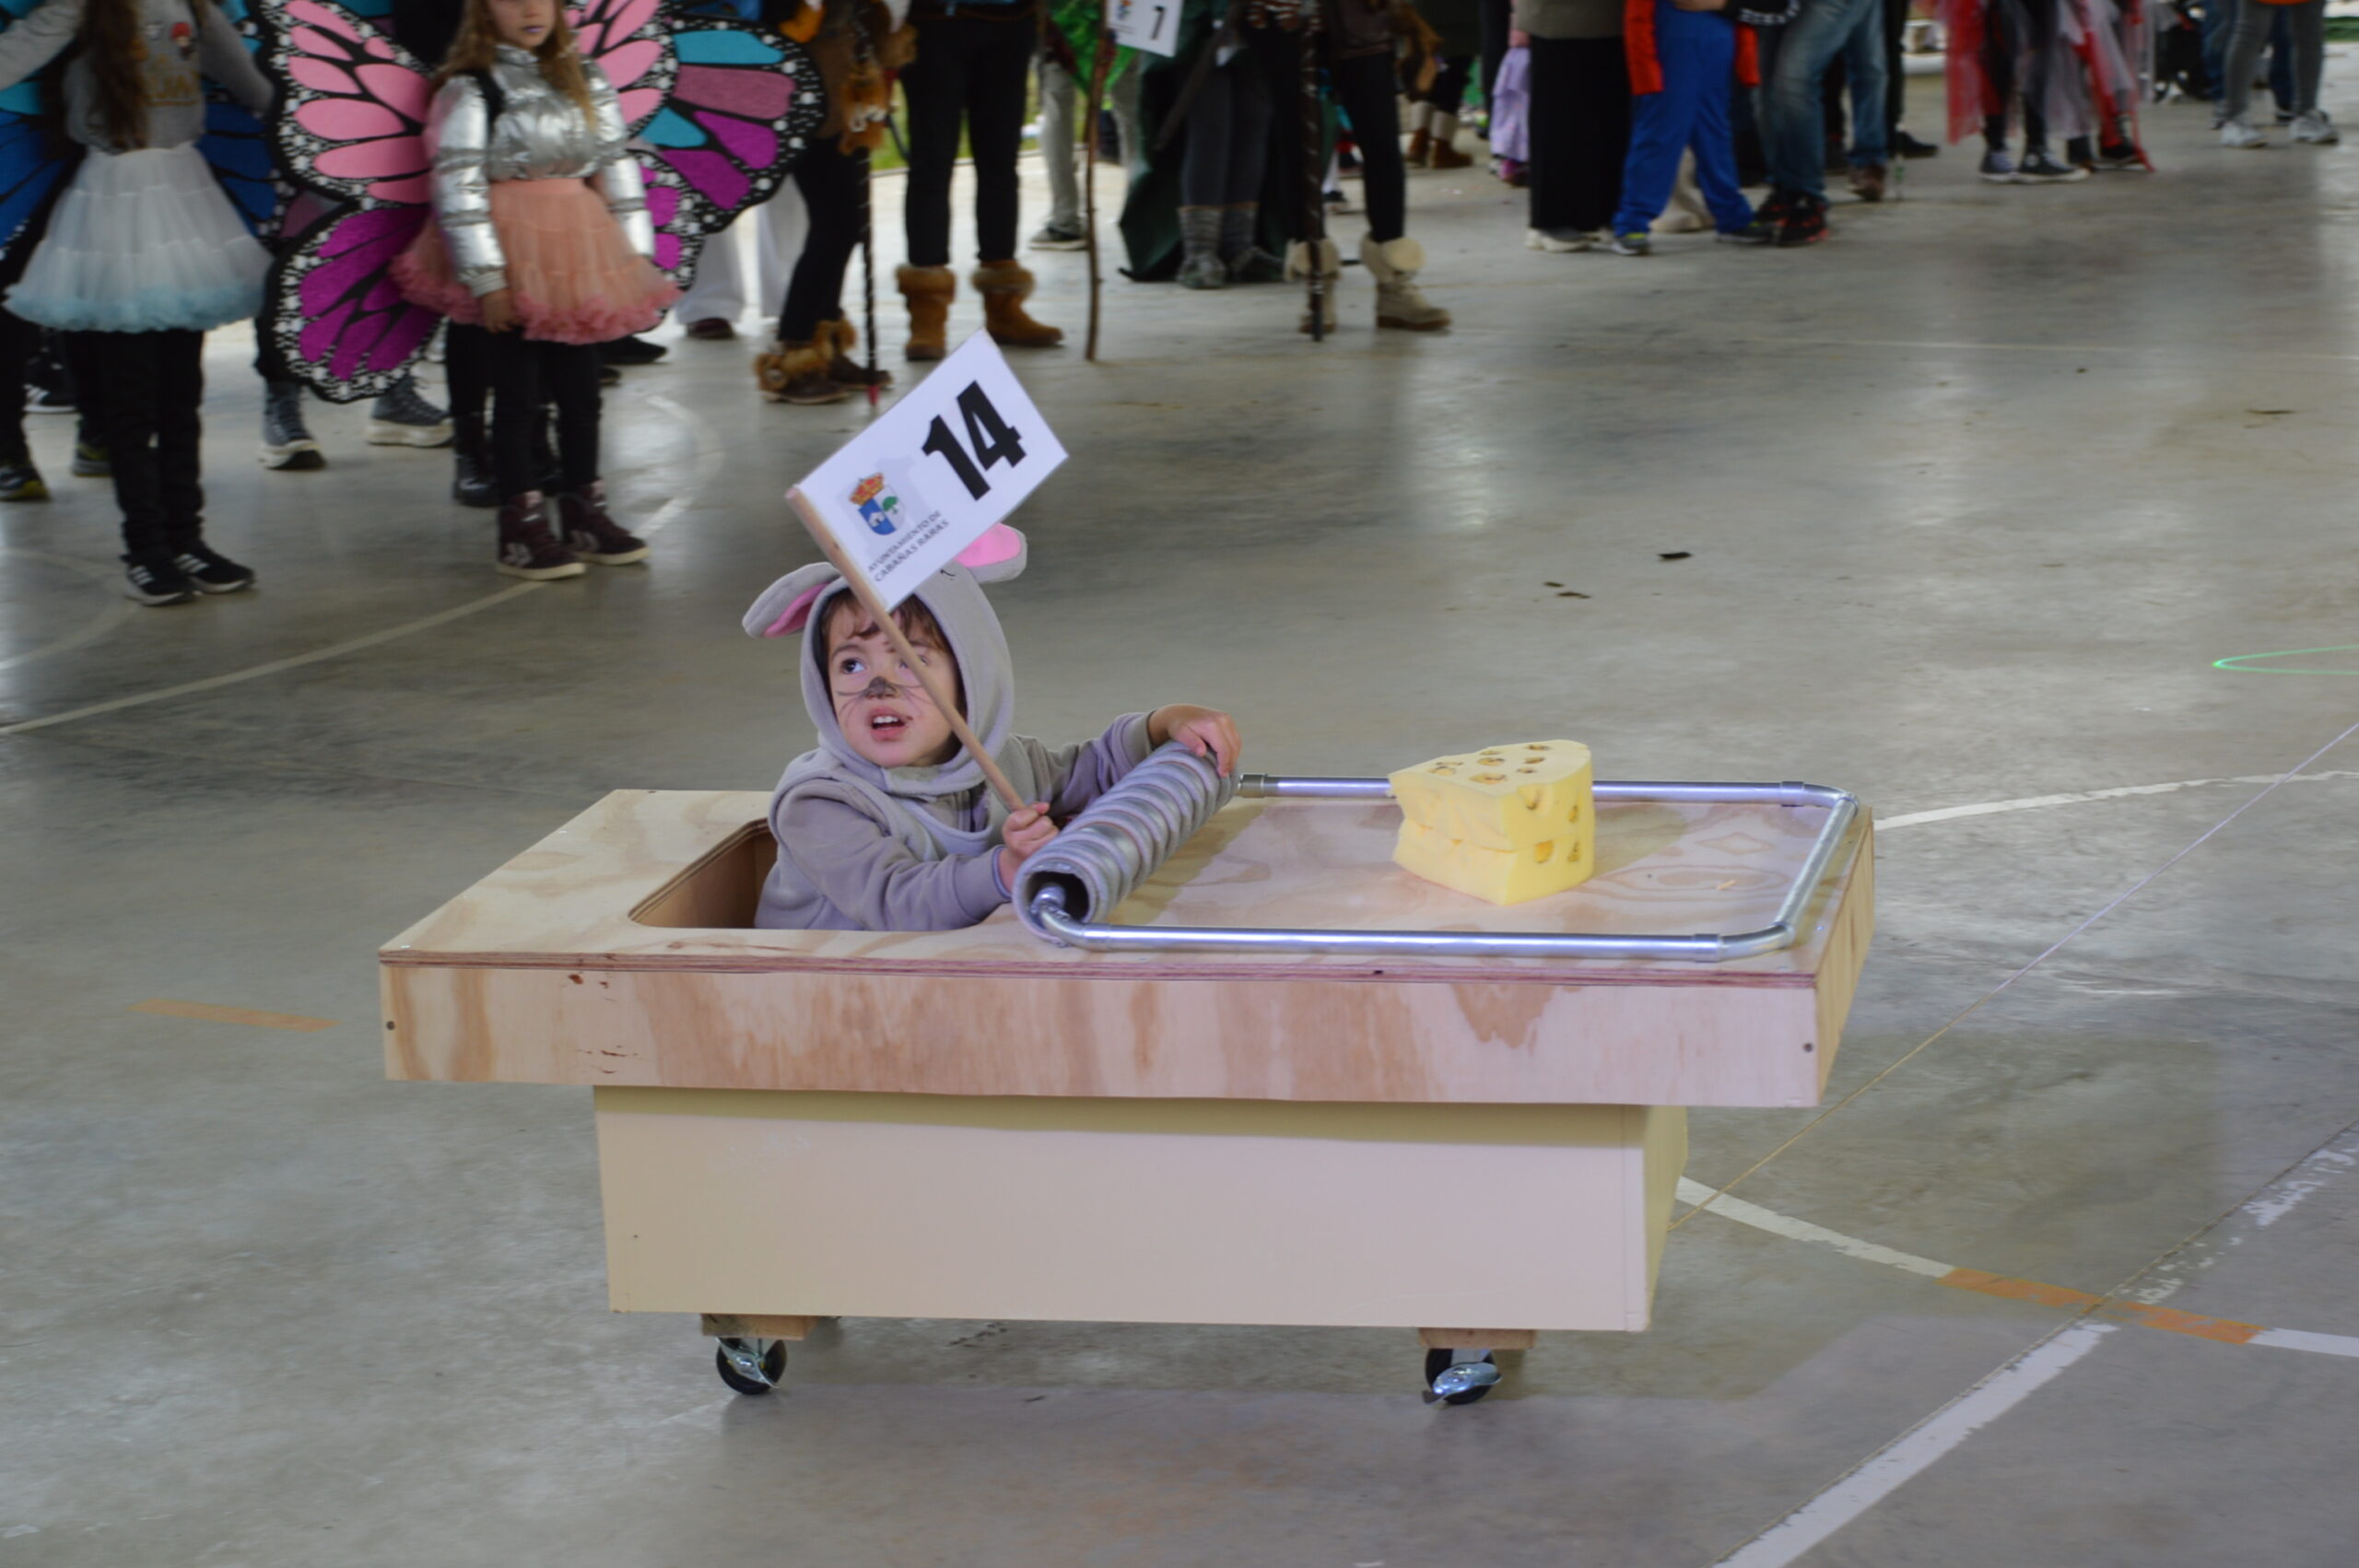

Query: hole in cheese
(1473, 773), (1506, 784)
(1532, 841), (1555, 863)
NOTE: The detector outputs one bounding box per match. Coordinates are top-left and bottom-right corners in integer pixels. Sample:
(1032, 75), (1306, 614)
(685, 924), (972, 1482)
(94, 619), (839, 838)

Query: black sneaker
(71, 439), (110, 477)
(1894, 129), (1942, 158)
(1752, 188), (1798, 229)
(2017, 149), (2090, 182)
(172, 542), (256, 593)
(1978, 148), (2020, 183)
(0, 450), (47, 501)
(556, 484), (651, 565)
(1775, 196), (1830, 247)
(123, 552), (198, 605)
(366, 372), (452, 448)
(599, 334), (667, 367)
(1716, 218), (1778, 246)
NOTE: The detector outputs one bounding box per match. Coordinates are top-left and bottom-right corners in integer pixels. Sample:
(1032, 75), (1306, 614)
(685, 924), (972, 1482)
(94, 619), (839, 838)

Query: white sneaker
(1524, 227), (1593, 252)
(2220, 118), (2269, 148)
(2292, 111), (2340, 145)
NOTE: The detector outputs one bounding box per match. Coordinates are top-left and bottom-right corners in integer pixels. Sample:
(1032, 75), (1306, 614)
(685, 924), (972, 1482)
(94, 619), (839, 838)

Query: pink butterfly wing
(265, 0), (430, 207)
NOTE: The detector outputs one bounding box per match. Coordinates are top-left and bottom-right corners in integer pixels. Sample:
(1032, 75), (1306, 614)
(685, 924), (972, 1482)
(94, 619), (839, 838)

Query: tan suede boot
(897, 264), (956, 361)
(753, 338), (850, 404)
(1362, 235), (1449, 331)
(971, 261), (1063, 348)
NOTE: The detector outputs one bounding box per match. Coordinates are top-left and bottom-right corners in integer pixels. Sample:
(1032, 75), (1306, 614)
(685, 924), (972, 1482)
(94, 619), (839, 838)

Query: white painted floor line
(1673, 1178), (1952, 1279)
(0, 396), (710, 740)
(1712, 1323), (2118, 1568)
(1879, 770), (2359, 830)
(2249, 1328), (2359, 1359)
(0, 548), (135, 673)
(0, 581), (547, 737)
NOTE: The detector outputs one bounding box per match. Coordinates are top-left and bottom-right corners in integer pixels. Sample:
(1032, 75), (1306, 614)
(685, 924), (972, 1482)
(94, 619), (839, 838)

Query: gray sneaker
(1028, 222), (1087, 251)
(367, 373), (452, 447)
(260, 381), (325, 470)
(2292, 111), (2340, 145)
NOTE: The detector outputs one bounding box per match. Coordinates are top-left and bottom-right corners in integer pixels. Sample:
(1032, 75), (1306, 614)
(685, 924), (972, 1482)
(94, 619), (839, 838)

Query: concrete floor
(6, 73), (2359, 1567)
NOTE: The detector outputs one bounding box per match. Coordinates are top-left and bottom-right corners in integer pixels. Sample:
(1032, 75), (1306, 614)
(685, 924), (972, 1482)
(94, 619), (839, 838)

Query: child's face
(487, 0), (557, 50)
(825, 606), (961, 770)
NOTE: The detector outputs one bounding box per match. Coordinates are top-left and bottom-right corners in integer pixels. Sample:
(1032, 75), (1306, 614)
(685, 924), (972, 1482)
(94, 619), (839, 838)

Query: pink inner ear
(957, 524), (1023, 569)
(765, 583), (828, 638)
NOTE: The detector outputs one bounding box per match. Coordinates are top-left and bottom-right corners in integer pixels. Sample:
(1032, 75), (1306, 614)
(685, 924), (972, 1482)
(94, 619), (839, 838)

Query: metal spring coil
(1015, 743), (1239, 943)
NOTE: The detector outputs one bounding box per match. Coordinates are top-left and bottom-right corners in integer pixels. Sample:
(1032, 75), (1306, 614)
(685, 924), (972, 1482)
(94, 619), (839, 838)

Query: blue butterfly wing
(201, 0), (290, 236)
(0, 0), (66, 257)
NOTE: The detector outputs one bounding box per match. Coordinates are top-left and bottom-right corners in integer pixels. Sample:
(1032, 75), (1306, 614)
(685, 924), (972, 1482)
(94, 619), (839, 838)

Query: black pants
(1527, 36), (1630, 234)
(1984, 0), (2056, 148)
(1884, 0), (1908, 132)
(780, 139), (868, 342)
(1180, 53), (1276, 207)
(71, 329), (205, 558)
(1480, 0), (1516, 108)
(481, 332), (600, 497)
(1332, 53), (1406, 240)
(902, 10), (1035, 266)
(1421, 53), (1475, 111)
(445, 319), (488, 427)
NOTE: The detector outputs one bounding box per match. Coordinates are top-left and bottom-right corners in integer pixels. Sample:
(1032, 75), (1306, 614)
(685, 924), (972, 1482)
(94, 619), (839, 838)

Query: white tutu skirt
(7, 145), (268, 334)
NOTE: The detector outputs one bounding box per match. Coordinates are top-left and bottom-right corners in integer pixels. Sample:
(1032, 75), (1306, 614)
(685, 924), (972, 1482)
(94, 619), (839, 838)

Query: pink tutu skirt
(393, 180), (679, 345)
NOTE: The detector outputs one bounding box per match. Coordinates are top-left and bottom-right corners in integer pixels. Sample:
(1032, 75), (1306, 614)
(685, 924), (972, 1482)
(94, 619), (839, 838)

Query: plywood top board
(382, 790), (1873, 1106)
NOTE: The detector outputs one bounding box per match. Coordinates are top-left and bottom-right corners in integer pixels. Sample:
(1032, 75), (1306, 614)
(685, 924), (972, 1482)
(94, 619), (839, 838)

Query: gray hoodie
(741, 549), (1152, 931)
(0, 0), (273, 153)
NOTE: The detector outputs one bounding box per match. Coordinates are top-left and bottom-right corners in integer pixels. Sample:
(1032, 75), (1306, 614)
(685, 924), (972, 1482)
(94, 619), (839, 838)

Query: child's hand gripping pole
(786, 486), (1029, 813)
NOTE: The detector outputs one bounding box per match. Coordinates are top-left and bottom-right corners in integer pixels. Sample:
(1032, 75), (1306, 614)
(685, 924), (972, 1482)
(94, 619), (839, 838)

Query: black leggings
(901, 10), (1035, 266)
(481, 332), (600, 497)
(1526, 35), (1628, 235)
(778, 139), (867, 342)
(70, 328), (205, 557)
(1180, 53), (1275, 207)
(444, 318), (488, 427)
(1331, 53), (1405, 241)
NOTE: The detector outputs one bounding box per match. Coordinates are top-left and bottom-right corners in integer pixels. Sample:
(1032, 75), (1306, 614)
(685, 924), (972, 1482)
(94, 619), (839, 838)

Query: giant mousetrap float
(382, 340), (1872, 1402)
(381, 747), (1872, 1404)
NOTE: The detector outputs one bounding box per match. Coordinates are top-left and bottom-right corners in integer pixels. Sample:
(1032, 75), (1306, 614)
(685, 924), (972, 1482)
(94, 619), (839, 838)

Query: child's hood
(741, 525), (1028, 803)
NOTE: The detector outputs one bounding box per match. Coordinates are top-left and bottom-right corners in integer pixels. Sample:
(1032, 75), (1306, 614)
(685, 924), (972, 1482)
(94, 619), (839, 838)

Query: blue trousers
(1613, 3), (1755, 236)
(1758, 0), (1887, 198)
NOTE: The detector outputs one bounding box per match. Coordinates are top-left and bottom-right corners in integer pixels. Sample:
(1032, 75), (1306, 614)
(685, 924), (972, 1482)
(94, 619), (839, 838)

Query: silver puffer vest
(425, 45), (653, 297)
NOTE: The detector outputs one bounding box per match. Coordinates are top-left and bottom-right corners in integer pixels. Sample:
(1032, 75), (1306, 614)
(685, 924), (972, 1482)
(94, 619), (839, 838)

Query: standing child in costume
(392, 0), (677, 579)
(1608, 0), (1795, 252)
(740, 530), (1242, 931)
(0, 0), (275, 605)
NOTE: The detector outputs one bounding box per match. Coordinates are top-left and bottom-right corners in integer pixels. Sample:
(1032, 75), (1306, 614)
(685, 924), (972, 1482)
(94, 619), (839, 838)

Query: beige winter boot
(1361, 235), (1449, 332)
(1285, 237), (1342, 335)
(971, 261), (1064, 348)
(1427, 111), (1473, 169)
(896, 263), (955, 361)
(754, 337), (851, 404)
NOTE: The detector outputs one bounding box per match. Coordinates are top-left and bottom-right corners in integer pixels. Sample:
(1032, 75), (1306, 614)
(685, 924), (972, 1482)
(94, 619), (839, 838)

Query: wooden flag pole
(786, 486), (1029, 813)
(1084, 29), (1112, 361)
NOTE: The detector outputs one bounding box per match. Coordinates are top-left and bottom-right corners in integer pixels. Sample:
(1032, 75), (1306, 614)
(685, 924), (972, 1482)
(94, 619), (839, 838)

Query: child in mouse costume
(742, 525), (1241, 930)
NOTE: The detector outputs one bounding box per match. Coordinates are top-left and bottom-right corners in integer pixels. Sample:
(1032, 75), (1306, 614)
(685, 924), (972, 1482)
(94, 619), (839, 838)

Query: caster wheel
(715, 1336), (788, 1395)
(1423, 1348), (1498, 1406)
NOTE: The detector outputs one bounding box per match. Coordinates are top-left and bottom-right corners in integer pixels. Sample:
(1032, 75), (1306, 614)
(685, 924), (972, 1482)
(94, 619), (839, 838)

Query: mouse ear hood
(955, 524), (1026, 583)
(743, 562), (844, 639)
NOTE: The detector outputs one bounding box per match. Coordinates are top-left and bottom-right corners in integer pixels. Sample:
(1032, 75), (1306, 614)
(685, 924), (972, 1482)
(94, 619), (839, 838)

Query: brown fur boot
(820, 318), (893, 389)
(971, 261), (1063, 348)
(753, 338), (850, 404)
(897, 264), (956, 360)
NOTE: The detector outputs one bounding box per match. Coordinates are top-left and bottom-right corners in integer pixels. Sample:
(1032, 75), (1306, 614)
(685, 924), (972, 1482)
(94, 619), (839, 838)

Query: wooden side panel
(594, 1089), (1671, 1332)
(389, 961), (1825, 1106)
(1811, 818), (1876, 1097)
(1636, 1106), (1689, 1330)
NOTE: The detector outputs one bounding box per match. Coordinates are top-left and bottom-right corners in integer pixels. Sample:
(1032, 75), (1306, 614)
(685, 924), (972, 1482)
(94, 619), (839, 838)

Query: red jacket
(1625, 0), (1759, 96)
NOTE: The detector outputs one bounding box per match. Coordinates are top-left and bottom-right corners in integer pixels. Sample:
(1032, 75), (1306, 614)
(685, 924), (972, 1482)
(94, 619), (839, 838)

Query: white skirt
(7, 144), (269, 334)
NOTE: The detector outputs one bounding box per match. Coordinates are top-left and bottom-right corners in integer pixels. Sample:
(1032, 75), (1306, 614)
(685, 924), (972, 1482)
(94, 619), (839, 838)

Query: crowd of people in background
(0, 0), (2331, 604)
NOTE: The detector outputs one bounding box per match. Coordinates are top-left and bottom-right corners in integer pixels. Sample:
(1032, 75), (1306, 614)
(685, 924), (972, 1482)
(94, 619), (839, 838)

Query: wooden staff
(1084, 29), (1113, 360)
(1298, 22), (1327, 344)
(786, 486), (1027, 812)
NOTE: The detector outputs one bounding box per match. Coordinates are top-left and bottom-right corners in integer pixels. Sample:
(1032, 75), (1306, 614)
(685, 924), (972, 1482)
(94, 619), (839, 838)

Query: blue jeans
(1613, 3), (1754, 235)
(1757, 0), (1888, 198)
(2201, 0), (2294, 111)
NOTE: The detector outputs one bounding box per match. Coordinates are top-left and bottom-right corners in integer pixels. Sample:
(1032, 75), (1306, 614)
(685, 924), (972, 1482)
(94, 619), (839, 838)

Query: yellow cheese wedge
(1389, 740), (1595, 905)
